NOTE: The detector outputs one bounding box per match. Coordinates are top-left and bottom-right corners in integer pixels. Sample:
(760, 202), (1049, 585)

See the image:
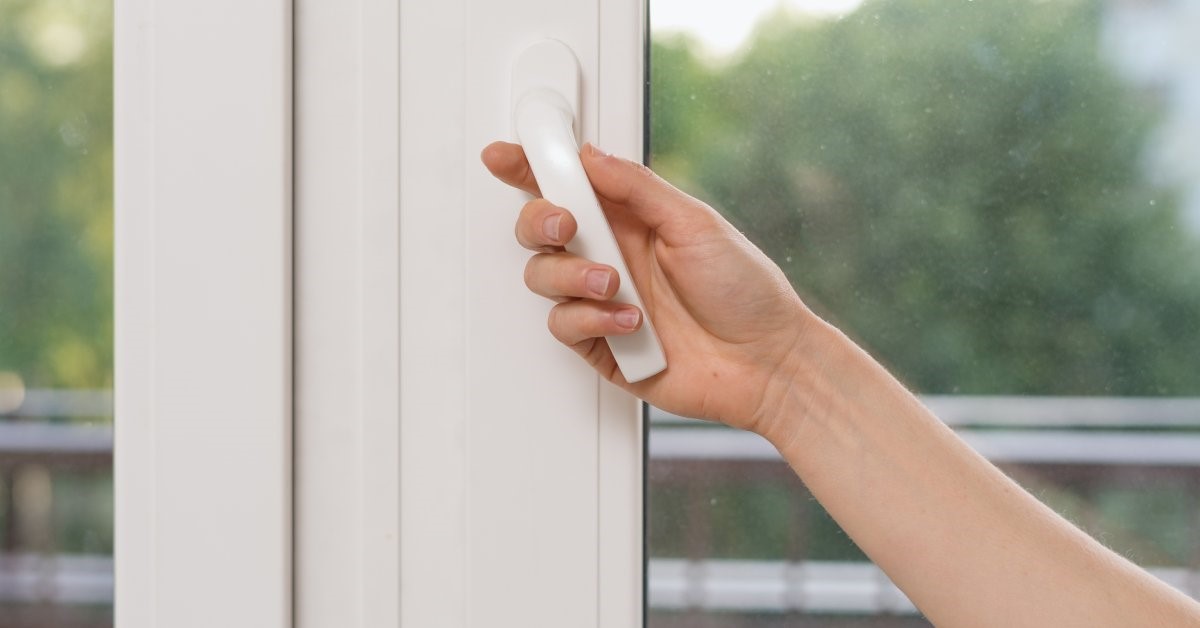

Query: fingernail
(542, 214), (561, 242)
(586, 269), (611, 297)
(584, 143), (609, 158)
(614, 308), (641, 330)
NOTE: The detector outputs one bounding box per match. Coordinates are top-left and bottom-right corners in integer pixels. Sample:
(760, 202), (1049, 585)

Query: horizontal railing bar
(0, 422), (113, 455)
(0, 394), (1198, 463)
(6, 390), (1200, 426)
(0, 553), (113, 605)
(647, 558), (1199, 614)
(648, 427), (1200, 466)
(3, 554), (1195, 612)
(1, 389), (113, 419)
(650, 396), (1200, 428)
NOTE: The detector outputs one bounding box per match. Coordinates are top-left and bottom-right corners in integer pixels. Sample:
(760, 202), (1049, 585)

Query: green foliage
(651, 0), (1200, 395)
(53, 471), (113, 554)
(0, 0), (113, 389)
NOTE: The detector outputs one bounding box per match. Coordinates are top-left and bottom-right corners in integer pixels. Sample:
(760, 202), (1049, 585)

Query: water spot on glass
(58, 114), (89, 150)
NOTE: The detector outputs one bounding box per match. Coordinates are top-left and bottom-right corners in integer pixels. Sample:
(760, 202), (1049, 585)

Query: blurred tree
(651, 0), (1200, 396)
(0, 0), (113, 391)
(1, 0), (1197, 398)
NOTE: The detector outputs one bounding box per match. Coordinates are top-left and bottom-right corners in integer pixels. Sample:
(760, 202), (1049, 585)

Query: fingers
(481, 141), (541, 196)
(547, 300), (642, 347)
(524, 252), (620, 301)
(486, 139), (727, 246)
(515, 198), (577, 251)
(578, 143), (725, 241)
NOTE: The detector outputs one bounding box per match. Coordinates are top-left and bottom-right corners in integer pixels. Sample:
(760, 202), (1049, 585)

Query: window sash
(117, 0), (646, 624)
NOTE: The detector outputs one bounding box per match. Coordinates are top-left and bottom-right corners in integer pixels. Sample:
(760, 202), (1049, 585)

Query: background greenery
(1, 0), (113, 392)
(650, 0), (1200, 396)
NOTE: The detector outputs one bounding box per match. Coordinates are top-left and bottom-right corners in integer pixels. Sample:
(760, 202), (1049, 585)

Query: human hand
(481, 141), (818, 436)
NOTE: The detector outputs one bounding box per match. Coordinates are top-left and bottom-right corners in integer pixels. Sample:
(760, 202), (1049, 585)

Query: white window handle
(512, 40), (667, 383)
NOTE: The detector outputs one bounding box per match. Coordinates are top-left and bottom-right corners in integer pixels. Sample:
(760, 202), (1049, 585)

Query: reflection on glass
(647, 0), (1200, 625)
(0, 0), (114, 625)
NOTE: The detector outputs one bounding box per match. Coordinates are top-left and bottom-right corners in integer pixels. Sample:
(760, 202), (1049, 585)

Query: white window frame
(117, 1), (647, 626)
(115, 0), (292, 626)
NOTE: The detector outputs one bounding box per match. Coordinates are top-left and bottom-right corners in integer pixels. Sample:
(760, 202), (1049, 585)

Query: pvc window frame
(115, 1), (293, 626)
(116, 1), (647, 626)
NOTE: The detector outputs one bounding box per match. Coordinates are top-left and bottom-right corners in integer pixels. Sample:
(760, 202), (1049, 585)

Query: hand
(481, 141), (817, 436)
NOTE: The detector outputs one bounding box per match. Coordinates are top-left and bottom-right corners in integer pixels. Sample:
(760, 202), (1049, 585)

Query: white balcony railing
(1, 392), (1198, 610)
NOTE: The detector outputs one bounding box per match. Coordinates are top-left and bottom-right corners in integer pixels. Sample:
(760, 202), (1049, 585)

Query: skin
(481, 141), (1200, 627)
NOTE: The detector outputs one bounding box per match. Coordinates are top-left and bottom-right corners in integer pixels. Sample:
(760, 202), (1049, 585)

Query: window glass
(0, 0), (113, 625)
(646, 0), (1200, 624)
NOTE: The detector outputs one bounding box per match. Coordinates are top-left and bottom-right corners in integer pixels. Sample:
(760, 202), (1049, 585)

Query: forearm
(764, 316), (1200, 627)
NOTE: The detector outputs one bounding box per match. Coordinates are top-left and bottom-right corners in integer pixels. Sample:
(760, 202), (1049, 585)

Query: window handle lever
(512, 39), (667, 383)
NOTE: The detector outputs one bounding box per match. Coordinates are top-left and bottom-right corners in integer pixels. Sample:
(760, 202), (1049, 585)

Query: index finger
(481, 141), (541, 196)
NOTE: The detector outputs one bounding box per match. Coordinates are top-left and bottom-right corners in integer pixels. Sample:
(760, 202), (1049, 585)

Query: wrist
(748, 310), (845, 452)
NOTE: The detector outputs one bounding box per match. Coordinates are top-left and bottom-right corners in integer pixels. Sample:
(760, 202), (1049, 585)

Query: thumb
(579, 143), (723, 242)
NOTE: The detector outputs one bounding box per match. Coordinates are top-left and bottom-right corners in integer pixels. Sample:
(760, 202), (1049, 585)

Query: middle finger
(516, 198), (578, 251)
(524, 251), (621, 301)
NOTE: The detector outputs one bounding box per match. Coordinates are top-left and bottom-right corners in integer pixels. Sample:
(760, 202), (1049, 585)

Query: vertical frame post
(115, 1), (293, 626)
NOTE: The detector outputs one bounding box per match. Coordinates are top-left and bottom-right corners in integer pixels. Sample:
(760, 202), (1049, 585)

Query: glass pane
(646, 0), (1200, 625)
(0, 0), (113, 625)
